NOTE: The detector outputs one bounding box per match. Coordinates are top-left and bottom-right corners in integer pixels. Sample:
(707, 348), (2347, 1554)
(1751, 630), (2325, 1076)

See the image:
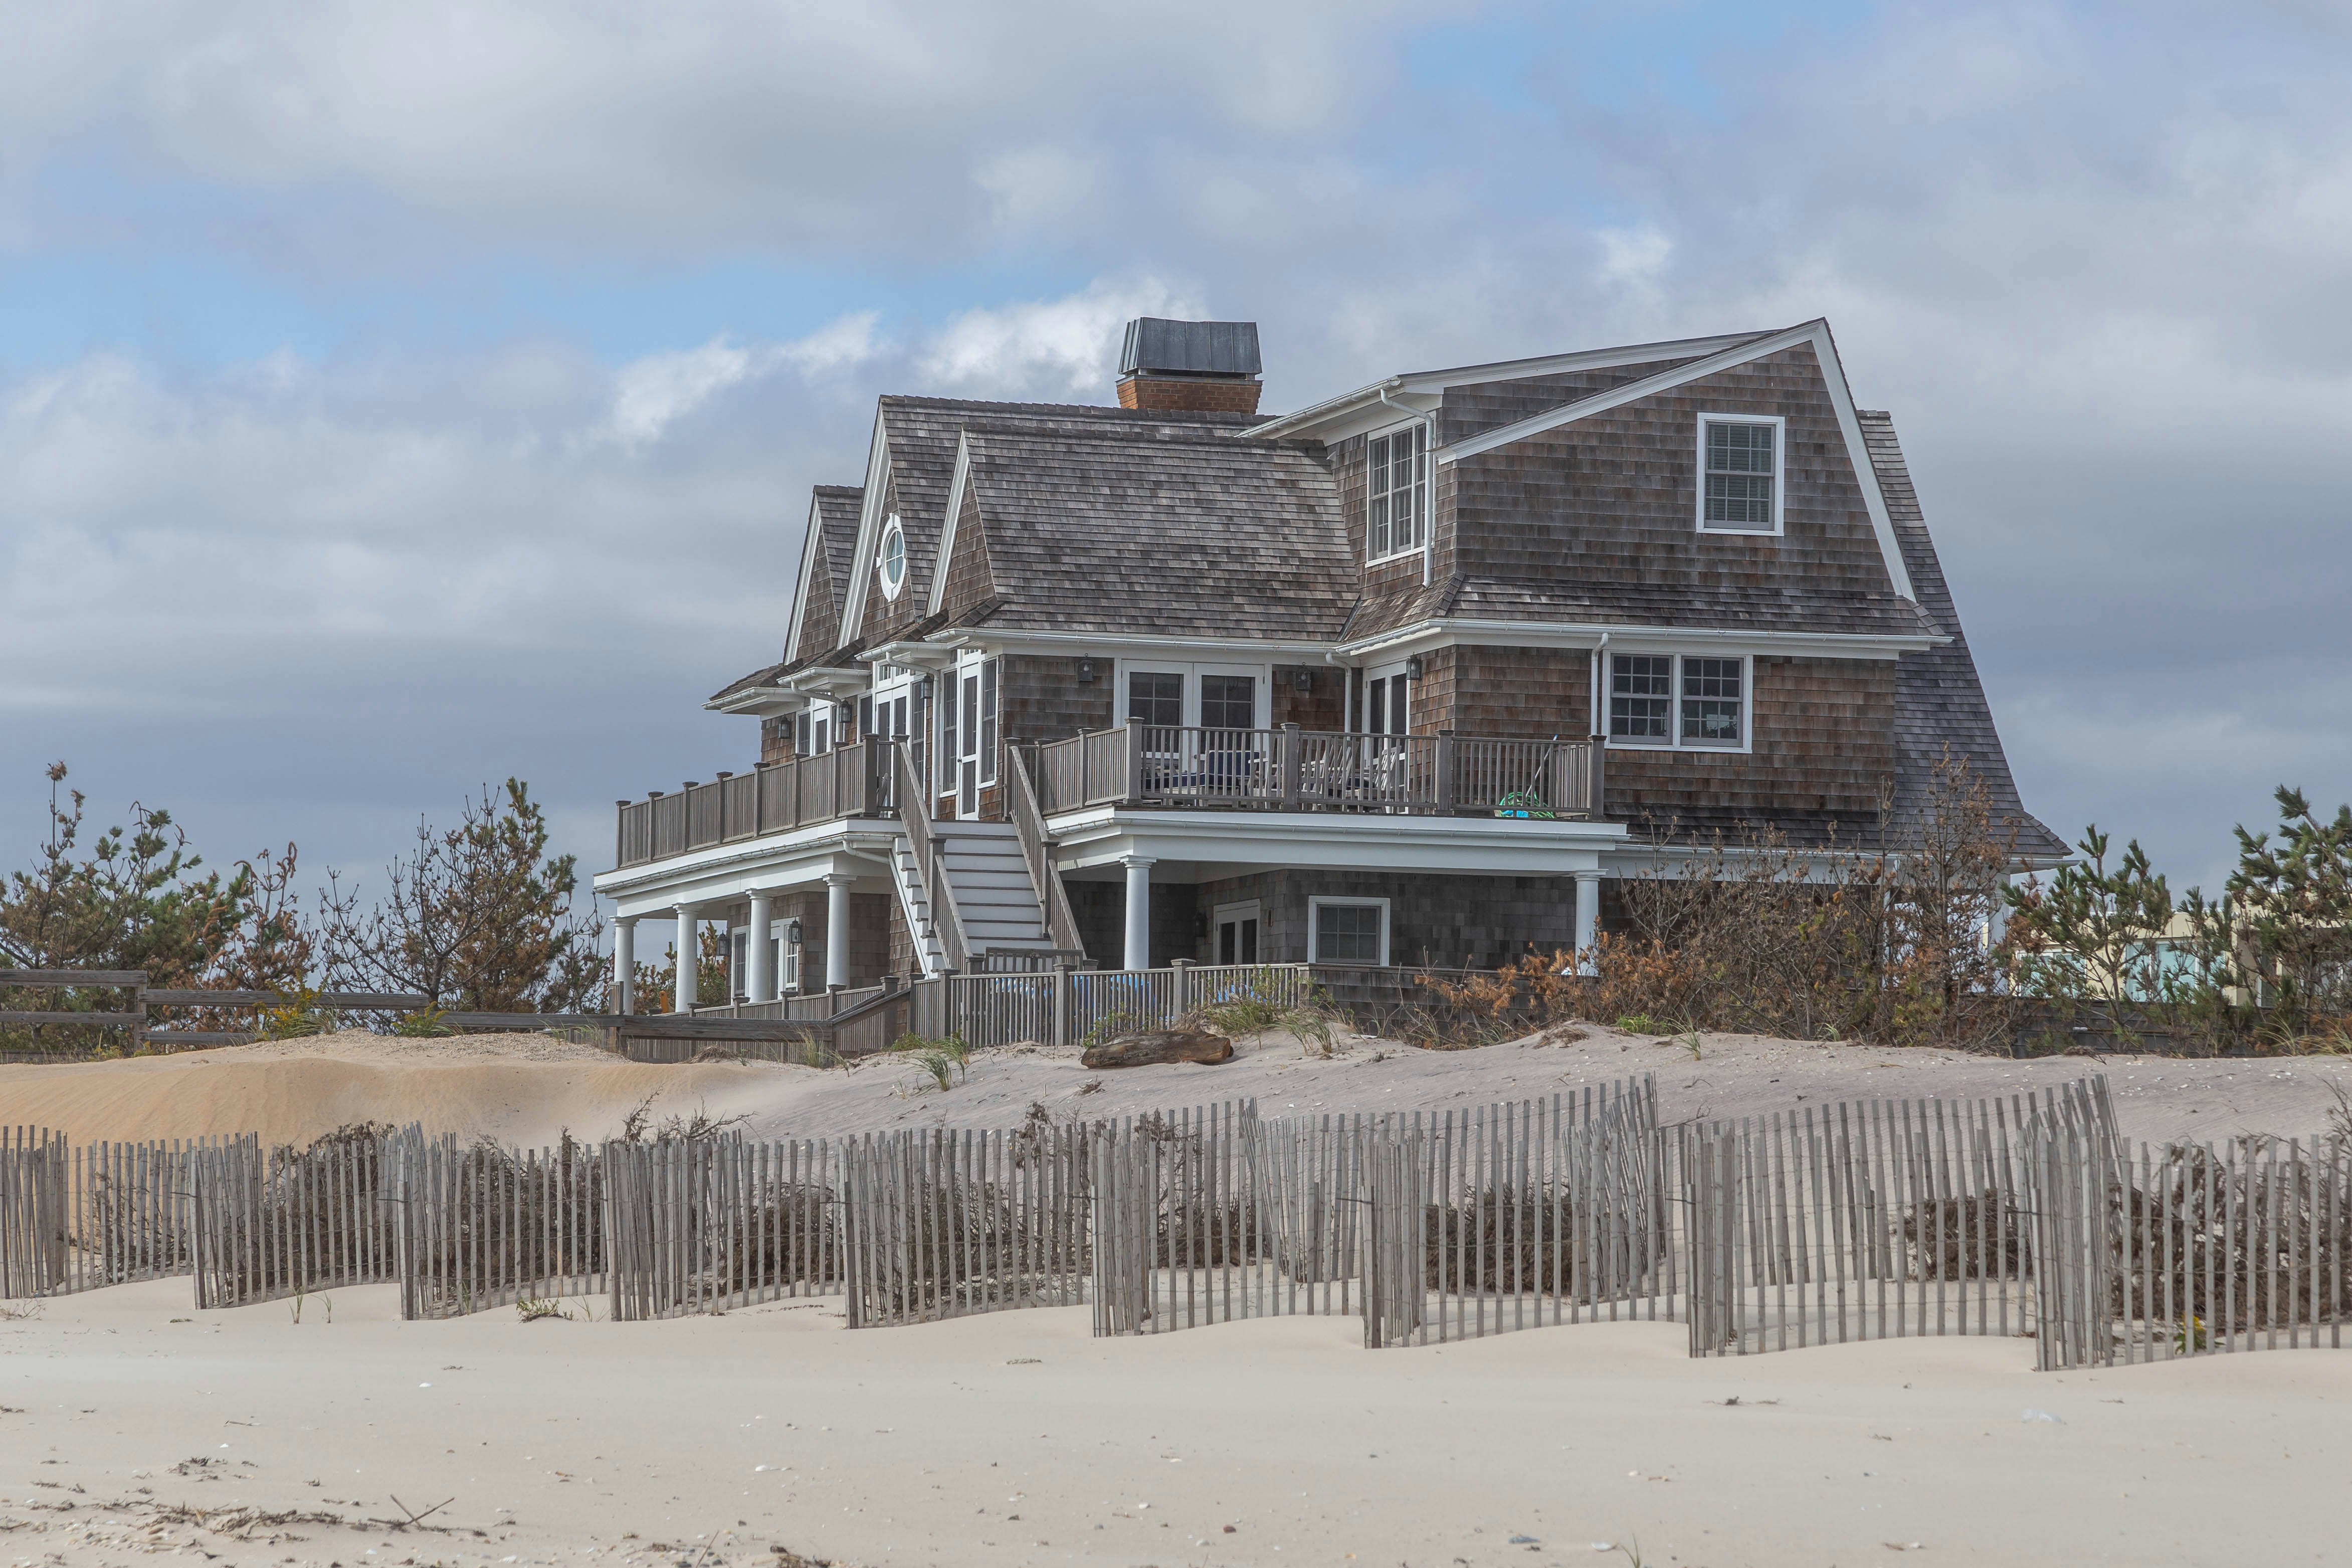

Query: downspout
(1375, 385), (1437, 587)
(1589, 630), (1612, 739)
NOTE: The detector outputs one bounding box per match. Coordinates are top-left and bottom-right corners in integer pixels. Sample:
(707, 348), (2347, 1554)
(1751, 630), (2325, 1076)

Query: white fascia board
(836, 406), (895, 644)
(924, 434), (975, 618)
(1249, 331), (1773, 445)
(592, 820), (900, 914)
(1437, 320), (1918, 604)
(924, 627), (1338, 661)
(704, 686), (797, 716)
(1040, 807), (1626, 877)
(854, 639), (959, 671)
(1333, 618), (1947, 664)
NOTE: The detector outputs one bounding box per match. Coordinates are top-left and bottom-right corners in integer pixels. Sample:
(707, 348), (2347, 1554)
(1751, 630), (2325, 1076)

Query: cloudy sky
(3, 0), (2345, 912)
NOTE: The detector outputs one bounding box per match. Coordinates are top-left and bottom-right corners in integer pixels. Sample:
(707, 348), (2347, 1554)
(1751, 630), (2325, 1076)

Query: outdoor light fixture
(1077, 658), (1098, 683)
(1404, 655), (1425, 681)
(1292, 668), (1313, 693)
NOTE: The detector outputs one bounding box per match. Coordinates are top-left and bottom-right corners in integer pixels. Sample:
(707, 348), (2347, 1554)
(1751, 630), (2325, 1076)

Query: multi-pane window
(1311, 900), (1388, 965)
(1681, 657), (1743, 745)
(1366, 425), (1426, 560)
(1128, 672), (1183, 728)
(1200, 674), (1256, 731)
(1608, 655), (1673, 741)
(1609, 654), (1746, 749)
(1701, 418), (1779, 532)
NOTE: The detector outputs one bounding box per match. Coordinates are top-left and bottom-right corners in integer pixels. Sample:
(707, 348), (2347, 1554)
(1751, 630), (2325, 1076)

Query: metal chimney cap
(1119, 318), (1262, 378)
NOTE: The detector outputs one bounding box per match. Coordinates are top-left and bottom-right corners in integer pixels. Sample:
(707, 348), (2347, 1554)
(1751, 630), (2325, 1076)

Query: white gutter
(1334, 618), (1948, 662)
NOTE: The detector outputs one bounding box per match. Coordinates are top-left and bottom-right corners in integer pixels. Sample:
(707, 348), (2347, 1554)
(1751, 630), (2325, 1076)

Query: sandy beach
(4, 1026), (2348, 1150)
(3, 1276), (2347, 1568)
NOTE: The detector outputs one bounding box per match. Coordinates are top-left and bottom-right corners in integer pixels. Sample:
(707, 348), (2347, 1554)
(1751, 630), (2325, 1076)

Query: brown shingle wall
(1445, 343), (1908, 632)
(1003, 654), (1114, 744)
(1602, 655), (1896, 830)
(1439, 646), (1593, 737)
(794, 578), (841, 662)
(937, 484), (997, 625)
(1271, 664), (1344, 728)
(856, 473), (932, 645)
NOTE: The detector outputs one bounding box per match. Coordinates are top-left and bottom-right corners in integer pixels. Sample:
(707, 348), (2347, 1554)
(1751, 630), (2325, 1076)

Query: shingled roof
(870, 397), (1265, 625)
(959, 422), (1355, 641)
(1861, 411), (2066, 862)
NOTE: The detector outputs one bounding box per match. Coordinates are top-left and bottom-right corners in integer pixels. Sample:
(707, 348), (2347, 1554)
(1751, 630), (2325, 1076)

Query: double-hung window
(1697, 415), (1784, 535)
(1308, 897), (1391, 966)
(1608, 653), (1748, 750)
(1366, 425), (1426, 561)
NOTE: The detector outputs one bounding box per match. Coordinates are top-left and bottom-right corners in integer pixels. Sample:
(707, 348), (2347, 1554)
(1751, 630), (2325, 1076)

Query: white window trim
(1112, 658), (1272, 730)
(877, 514), (908, 600)
(1694, 412), (1786, 537)
(1307, 895), (1392, 966)
(1363, 420), (1429, 567)
(1604, 651), (1754, 755)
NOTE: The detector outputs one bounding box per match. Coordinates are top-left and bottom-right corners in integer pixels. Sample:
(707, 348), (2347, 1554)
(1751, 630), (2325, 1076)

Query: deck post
(673, 904), (698, 1013)
(746, 891), (774, 1003)
(824, 874), (855, 991)
(1121, 856), (1154, 971)
(1433, 730), (1454, 813)
(614, 919), (637, 1015)
(1279, 723), (1301, 805)
(1573, 872), (1601, 975)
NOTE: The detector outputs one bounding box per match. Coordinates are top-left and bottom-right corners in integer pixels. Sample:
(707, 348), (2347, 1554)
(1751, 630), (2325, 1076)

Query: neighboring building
(593, 316), (2062, 1006)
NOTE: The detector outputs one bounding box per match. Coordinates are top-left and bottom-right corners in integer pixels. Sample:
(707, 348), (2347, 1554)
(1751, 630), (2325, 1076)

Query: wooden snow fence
(840, 1114), (1122, 1329)
(602, 1136), (842, 1321)
(1682, 1080), (2116, 1358)
(2, 1128), (70, 1297)
(2027, 1118), (2352, 1370)
(1091, 1080), (1664, 1340)
(188, 1128), (401, 1309)
(394, 1133), (610, 1319)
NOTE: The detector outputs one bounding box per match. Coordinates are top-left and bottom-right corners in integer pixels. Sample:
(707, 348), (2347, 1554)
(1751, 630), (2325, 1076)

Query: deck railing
(613, 740), (885, 870)
(1032, 725), (1605, 820)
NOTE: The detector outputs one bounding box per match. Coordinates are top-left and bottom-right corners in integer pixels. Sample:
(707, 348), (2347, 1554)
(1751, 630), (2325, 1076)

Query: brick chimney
(1116, 318), (1262, 414)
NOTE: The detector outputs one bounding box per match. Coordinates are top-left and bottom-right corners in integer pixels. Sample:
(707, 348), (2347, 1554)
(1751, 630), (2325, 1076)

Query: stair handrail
(892, 742), (970, 973)
(1008, 744), (1085, 954)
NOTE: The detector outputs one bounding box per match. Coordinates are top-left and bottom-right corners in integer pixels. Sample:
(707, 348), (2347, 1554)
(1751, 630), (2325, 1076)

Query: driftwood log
(1081, 1030), (1233, 1069)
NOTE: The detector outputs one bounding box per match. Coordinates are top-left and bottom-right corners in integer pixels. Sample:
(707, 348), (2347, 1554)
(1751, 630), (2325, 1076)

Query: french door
(1215, 901), (1262, 965)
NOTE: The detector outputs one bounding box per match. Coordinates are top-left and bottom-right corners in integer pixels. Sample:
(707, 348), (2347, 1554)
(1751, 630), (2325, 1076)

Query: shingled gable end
(605, 316), (2057, 1001)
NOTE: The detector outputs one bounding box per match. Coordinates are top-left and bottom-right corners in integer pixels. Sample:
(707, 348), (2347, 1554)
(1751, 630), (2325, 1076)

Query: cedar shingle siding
(725, 320), (2053, 865)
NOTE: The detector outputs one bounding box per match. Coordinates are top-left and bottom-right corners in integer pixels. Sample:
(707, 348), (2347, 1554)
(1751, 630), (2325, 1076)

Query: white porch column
(746, 890), (774, 1003)
(673, 903), (698, 1013)
(824, 874), (855, 990)
(1573, 873), (1602, 976)
(613, 918), (637, 1016)
(1121, 856), (1155, 971)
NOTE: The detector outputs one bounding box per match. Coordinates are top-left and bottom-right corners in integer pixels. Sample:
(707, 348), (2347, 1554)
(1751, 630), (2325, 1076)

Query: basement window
(1608, 653), (1748, 751)
(1308, 896), (1391, 966)
(1697, 415), (1784, 535)
(1366, 424), (1426, 562)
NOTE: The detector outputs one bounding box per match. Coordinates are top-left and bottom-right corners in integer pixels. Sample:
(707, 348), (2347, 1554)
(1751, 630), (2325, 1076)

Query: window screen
(1128, 671), (1183, 728)
(1314, 902), (1384, 965)
(1681, 657), (1744, 745)
(1366, 425), (1426, 559)
(1609, 655), (1673, 740)
(1703, 420), (1777, 530)
(1200, 674), (1255, 731)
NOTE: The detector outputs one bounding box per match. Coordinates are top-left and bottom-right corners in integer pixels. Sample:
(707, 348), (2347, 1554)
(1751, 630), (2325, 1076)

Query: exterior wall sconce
(1404, 654), (1425, 681)
(1291, 668), (1313, 693)
(1076, 657), (1098, 683)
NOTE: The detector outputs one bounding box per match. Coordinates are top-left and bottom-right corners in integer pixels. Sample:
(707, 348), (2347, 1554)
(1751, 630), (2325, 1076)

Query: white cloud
(917, 279), (1202, 396)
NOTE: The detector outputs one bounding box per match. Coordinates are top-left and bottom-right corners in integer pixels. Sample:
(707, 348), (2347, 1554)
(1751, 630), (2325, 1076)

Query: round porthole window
(878, 515), (907, 600)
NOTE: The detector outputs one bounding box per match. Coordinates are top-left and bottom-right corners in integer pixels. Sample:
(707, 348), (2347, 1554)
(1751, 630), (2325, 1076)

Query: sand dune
(5, 1025), (2349, 1149)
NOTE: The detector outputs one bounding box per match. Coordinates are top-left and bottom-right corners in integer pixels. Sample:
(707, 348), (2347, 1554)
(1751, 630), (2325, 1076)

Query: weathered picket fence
(2029, 1121), (2352, 1369)
(188, 1129), (400, 1309)
(2, 1130), (247, 1299)
(1680, 1081), (2115, 1358)
(1090, 1081), (1663, 1341)
(2, 1128), (69, 1297)
(603, 1135), (841, 1321)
